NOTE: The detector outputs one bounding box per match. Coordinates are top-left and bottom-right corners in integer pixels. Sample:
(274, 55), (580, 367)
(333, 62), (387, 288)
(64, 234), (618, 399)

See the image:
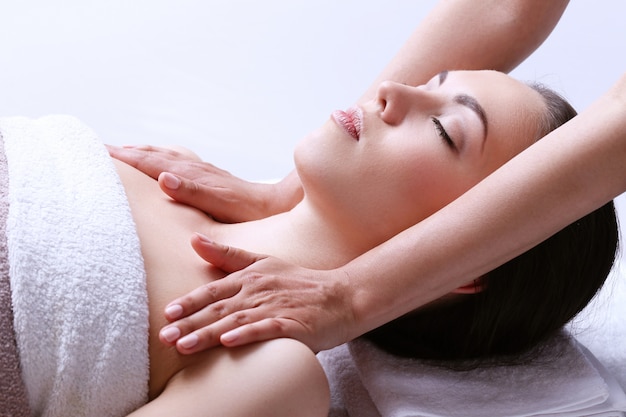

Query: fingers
(159, 250), (344, 354)
(162, 313), (299, 354)
(190, 234), (267, 273)
(159, 278), (246, 351)
(158, 172), (220, 215)
(219, 319), (294, 347)
(164, 275), (243, 322)
(159, 239), (269, 352)
(157, 172), (265, 223)
(159, 304), (246, 352)
(110, 144), (279, 222)
(185, 319), (293, 353)
(106, 144), (182, 179)
(160, 294), (282, 353)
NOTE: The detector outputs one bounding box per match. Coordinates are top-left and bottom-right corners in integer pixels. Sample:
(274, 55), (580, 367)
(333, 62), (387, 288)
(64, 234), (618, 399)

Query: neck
(206, 200), (372, 270)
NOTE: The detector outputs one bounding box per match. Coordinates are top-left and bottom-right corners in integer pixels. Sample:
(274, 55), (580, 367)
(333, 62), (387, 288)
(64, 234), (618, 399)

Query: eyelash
(431, 117), (456, 151)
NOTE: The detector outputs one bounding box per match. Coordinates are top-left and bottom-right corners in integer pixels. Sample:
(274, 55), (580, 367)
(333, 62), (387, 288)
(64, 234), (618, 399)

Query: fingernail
(165, 304), (183, 319)
(195, 233), (213, 244)
(178, 334), (199, 349)
(221, 329), (240, 343)
(161, 172), (181, 190)
(161, 326), (181, 343)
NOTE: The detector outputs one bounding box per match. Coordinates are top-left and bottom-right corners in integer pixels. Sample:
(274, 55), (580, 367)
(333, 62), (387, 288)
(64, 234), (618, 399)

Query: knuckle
(185, 180), (201, 196)
(241, 270), (265, 284)
(176, 284), (221, 314)
(189, 283), (219, 304)
(207, 302), (228, 318)
(172, 316), (195, 333)
(231, 311), (249, 326)
(199, 282), (220, 298)
(194, 327), (218, 343)
(266, 318), (287, 333)
(222, 244), (238, 260)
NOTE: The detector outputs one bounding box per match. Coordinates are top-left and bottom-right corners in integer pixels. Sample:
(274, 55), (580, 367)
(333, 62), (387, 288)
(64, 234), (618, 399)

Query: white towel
(318, 344), (380, 417)
(320, 330), (626, 417)
(568, 261), (626, 391)
(2, 116), (149, 417)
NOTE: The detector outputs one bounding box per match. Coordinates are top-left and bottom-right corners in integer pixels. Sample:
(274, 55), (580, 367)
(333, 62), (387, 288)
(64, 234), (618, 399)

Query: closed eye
(431, 117), (457, 151)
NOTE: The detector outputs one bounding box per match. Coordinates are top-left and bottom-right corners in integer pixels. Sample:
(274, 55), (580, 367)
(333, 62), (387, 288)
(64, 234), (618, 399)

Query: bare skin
(113, 159), (329, 416)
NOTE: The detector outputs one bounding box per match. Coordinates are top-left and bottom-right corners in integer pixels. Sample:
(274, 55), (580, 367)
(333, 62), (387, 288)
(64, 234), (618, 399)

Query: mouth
(332, 106), (362, 140)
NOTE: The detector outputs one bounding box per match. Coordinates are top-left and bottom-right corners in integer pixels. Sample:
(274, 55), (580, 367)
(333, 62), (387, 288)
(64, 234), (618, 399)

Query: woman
(3, 68), (610, 416)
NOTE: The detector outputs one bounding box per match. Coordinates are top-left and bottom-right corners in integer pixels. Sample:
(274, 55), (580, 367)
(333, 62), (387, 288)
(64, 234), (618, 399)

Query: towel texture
(2, 116), (149, 417)
(568, 262), (626, 391)
(320, 330), (626, 417)
(318, 343), (379, 417)
(0, 131), (31, 417)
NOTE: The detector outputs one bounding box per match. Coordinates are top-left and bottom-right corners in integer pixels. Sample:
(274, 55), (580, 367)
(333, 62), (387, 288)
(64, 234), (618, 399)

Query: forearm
(359, 0), (568, 102)
(346, 73), (626, 337)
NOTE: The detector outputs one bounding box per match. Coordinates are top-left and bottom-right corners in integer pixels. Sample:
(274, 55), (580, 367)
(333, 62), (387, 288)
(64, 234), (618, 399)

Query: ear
(451, 277), (486, 294)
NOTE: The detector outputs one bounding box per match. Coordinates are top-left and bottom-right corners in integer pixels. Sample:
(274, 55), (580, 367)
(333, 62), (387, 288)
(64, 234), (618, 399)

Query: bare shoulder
(130, 339), (330, 417)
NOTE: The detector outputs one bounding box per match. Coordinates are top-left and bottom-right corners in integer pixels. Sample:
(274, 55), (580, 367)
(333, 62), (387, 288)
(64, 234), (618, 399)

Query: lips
(332, 106), (362, 140)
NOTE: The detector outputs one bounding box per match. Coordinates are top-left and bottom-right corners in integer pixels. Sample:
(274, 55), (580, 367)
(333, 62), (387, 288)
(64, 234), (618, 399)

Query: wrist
(328, 264), (380, 343)
(264, 174), (304, 216)
(317, 268), (360, 347)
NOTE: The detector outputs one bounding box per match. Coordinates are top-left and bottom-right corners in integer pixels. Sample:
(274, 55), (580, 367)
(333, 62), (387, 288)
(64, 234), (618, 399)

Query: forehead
(448, 70), (546, 160)
(446, 70), (545, 122)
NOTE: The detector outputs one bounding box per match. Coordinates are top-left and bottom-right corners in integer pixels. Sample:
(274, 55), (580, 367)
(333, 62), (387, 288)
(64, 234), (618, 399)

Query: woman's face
(295, 70), (546, 247)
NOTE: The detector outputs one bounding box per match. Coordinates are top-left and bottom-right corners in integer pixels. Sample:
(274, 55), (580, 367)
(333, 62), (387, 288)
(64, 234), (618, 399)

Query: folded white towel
(576, 343), (626, 417)
(318, 343), (380, 417)
(320, 330), (626, 417)
(568, 261), (626, 391)
(2, 116), (149, 417)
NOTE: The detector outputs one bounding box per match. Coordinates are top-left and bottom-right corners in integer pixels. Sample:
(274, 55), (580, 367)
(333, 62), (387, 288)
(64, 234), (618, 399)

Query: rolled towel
(2, 115), (149, 417)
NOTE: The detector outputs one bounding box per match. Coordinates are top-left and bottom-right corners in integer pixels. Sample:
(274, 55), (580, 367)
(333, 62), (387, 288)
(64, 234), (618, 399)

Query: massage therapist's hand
(159, 234), (356, 354)
(107, 144), (302, 222)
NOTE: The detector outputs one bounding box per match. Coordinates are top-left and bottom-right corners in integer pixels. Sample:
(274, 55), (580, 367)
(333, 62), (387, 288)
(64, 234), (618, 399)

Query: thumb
(191, 233), (267, 272)
(158, 172), (216, 215)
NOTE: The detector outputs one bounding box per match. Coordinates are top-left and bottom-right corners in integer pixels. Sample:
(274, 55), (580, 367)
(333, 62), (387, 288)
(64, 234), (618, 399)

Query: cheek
(382, 153), (472, 227)
(294, 122), (357, 174)
(293, 130), (358, 206)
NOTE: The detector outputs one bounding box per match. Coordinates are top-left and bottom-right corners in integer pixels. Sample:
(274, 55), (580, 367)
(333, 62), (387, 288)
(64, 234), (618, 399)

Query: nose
(376, 80), (438, 125)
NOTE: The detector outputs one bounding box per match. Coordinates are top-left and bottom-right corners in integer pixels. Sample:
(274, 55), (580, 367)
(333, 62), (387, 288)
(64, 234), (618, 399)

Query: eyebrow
(438, 71), (489, 147)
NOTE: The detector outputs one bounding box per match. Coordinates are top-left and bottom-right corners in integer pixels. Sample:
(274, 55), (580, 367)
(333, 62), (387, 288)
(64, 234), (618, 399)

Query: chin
(293, 129), (337, 187)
